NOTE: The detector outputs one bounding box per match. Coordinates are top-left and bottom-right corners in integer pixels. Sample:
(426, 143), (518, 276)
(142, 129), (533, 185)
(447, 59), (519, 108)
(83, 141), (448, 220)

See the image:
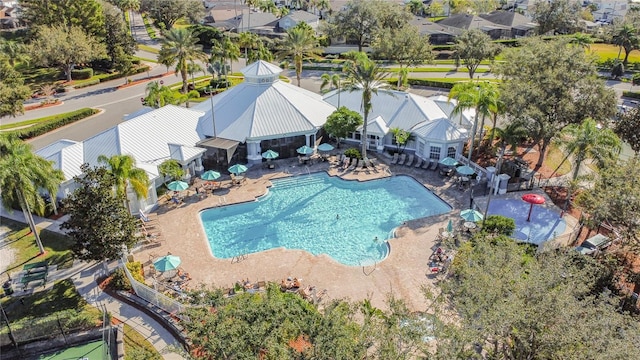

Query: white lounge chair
(397, 154), (407, 165)
(354, 160), (365, 174)
(429, 160), (438, 170)
(414, 157), (423, 168)
(405, 154), (414, 167)
(421, 159), (431, 169)
(390, 153), (399, 164)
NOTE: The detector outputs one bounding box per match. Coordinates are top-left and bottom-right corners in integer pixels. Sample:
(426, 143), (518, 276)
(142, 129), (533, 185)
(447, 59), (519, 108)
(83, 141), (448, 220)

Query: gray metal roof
(240, 60), (283, 78)
(36, 140), (84, 182)
(412, 118), (469, 142)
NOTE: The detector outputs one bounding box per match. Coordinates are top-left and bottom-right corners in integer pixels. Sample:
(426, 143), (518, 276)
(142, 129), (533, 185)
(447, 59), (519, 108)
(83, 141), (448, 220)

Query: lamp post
(205, 85), (218, 137)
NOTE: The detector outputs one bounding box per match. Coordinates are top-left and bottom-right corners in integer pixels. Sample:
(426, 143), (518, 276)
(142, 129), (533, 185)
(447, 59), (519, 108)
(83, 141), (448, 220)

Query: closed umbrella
(296, 145), (314, 155)
(317, 143), (334, 152)
(153, 255), (181, 272)
(200, 170), (221, 181)
(261, 149), (279, 160)
(167, 180), (189, 191)
(228, 164), (248, 175)
(439, 157), (459, 167)
(460, 209), (483, 222)
(456, 165), (475, 176)
(446, 219), (454, 233)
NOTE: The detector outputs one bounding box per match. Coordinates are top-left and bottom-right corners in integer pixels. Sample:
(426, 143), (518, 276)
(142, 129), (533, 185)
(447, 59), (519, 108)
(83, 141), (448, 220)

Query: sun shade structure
(439, 157), (459, 167)
(522, 193), (545, 222)
(167, 180), (189, 191)
(460, 209), (483, 222)
(261, 149), (279, 159)
(297, 145), (314, 155)
(317, 143), (334, 152)
(200, 170), (221, 181)
(153, 255), (182, 272)
(228, 164), (248, 174)
(456, 165), (475, 176)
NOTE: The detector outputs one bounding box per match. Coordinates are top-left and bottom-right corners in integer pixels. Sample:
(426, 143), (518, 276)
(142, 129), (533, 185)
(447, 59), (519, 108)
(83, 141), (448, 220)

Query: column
(305, 134), (311, 147)
(247, 141), (262, 165)
(376, 136), (384, 153)
(195, 157), (204, 172)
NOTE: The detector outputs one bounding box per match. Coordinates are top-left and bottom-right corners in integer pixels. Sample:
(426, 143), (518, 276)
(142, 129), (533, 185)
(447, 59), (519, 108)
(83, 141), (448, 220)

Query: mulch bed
(24, 101), (62, 111)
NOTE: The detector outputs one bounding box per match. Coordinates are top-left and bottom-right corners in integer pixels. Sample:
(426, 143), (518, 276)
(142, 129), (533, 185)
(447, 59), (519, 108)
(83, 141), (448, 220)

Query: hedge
(9, 108), (100, 140)
(405, 78), (455, 89)
(73, 79), (100, 89)
(71, 68), (94, 80)
(622, 91), (640, 99)
(98, 65), (150, 83)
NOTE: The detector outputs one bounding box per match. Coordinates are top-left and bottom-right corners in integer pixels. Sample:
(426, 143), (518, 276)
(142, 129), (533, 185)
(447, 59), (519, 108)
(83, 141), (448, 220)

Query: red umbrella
(522, 193), (545, 222)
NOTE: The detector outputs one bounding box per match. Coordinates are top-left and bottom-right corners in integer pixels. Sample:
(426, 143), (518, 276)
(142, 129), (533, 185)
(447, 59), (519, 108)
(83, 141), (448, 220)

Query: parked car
(575, 234), (612, 255)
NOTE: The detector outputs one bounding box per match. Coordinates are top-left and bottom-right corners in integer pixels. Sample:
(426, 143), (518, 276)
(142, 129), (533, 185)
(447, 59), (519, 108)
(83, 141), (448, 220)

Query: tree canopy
(277, 23), (322, 87)
(0, 60), (31, 118)
(20, 0), (106, 37)
(29, 25), (107, 82)
(140, 0), (205, 30)
(615, 107), (640, 154)
(495, 38), (617, 169)
(323, 107), (363, 148)
(532, 0), (581, 35)
(158, 28), (207, 93)
(103, 1), (137, 69)
(453, 30), (501, 80)
(61, 164), (139, 261)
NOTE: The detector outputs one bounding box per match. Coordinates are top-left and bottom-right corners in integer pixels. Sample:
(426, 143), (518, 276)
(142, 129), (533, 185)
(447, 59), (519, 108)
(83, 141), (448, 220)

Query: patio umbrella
(317, 143), (334, 152)
(261, 149), (279, 160)
(446, 219), (454, 233)
(153, 255), (181, 272)
(522, 193), (545, 222)
(200, 170), (221, 181)
(439, 157), (459, 167)
(228, 164), (248, 175)
(460, 209), (483, 222)
(456, 165), (475, 176)
(296, 145), (314, 155)
(167, 180), (189, 191)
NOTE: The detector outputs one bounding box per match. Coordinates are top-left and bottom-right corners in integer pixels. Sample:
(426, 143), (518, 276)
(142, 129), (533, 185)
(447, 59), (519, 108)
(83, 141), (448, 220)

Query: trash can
(2, 281), (14, 296)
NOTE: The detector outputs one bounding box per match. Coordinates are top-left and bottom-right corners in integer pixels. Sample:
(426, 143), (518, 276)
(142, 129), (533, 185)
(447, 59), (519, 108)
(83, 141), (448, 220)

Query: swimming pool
(200, 173), (451, 266)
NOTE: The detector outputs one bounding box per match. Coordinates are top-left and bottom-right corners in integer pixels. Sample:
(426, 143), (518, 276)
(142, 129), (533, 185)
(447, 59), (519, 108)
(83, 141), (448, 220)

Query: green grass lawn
(0, 108), (98, 131)
(123, 323), (162, 359)
(0, 217), (75, 274)
(18, 65), (62, 86)
(542, 143), (571, 177)
(589, 43), (640, 63)
(137, 44), (160, 54)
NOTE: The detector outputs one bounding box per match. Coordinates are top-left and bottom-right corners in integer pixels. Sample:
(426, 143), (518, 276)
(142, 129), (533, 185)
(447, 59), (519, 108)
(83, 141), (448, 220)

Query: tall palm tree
(406, 0), (425, 16)
(612, 23), (639, 66)
(277, 27), (322, 86)
(158, 28), (207, 93)
(493, 121), (528, 174)
(0, 134), (64, 254)
(487, 92), (506, 146)
(144, 80), (175, 108)
(238, 31), (258, 59)
(187, 62), (203, 87)
(245, 0), (261, 32)
(556, 118), (621, 181)
(449, 81), (499, 163)
(211, 34), (241, 78)
(259, 0), (277, 14)
(98, 154), (150, 211)
(343, 53), (390, 159)
(321, 72), (342, 107)
(274, 6), (290, 18)
(249, 40), (274, 62)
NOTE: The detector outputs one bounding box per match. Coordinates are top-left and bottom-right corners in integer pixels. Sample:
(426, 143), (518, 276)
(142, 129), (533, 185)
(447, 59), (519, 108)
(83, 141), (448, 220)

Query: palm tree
(449, 81), (499, 163)
(144, 81), (175, 108)
(248, 40), (274, 62)
(277, 27), (322, 86)
(259, 0), (277, 14)
(187, 62), (203, 87)
(245, 0), (261, 32)
(0, 134), (65, 254)
(223, 35), (241, 74)
(493, 121), (528, 174)
(406, 0), (425, 16)
(556, 118), (621, 181)
(571, 33), (593, 50)
(158, 28), (207, 93)
(315, 0), (330, 17)
(343, 53), (390, 159)
(97, 154), (150, 211)
(0, 39), (29, 67)
(238, 32), (258, 59)
(274, 6), (290, 18)
(320, 72), (342, 107)
(487, 92), (506, 146)
(612, 23), (639, 66)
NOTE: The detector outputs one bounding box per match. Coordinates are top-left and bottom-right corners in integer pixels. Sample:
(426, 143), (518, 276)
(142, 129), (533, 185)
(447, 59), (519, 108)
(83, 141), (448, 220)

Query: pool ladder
(232, 248), (249, 263)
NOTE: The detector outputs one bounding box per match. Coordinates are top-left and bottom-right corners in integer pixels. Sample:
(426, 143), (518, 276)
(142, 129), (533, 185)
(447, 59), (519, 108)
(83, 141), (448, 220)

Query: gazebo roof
(357, 115), (389, 136)
(412, 118), (469, 142)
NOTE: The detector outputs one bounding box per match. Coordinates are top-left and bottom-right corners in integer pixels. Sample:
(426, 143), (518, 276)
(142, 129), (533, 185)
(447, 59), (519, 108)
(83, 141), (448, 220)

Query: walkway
(0, 208), (186, 360)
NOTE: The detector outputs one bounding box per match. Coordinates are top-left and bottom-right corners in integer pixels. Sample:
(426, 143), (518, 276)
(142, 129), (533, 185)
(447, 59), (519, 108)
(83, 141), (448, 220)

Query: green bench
(21, 271), (47, 288)
(23, 261), (49, 274)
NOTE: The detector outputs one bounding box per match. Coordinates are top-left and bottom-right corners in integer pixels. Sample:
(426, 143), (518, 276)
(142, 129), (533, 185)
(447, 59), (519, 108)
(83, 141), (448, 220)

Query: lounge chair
(139, 209), (156, 223)
(363, 158), (377, 172)
(348, 159), (359, 171)
(354, 160), (365, 174)
(341, 158), (350, 170)
(405, 154), (414, 167)
(429, 160), (438, 170)
(414, 157), (423, 168)
(390, 153), (399, 164)
(422, 159), (431, 169)
(397, 154), (407, 165)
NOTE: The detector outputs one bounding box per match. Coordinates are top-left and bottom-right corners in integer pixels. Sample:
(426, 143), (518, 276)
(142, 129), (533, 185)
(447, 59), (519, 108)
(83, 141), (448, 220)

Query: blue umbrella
(456, 165), (475, 176)
(439, 157), (459, 167)
(297, 145), (314, 155)
(153, 255), (181, 272)
(261, 149), (279, 160)
(317, 143), (334, 152)
(167, 180), (189, 191)
(228, 164), (248, 175)
(446, 219), (454, 233)
(460, 209), (483, 222)
(200, 170), (221, 181)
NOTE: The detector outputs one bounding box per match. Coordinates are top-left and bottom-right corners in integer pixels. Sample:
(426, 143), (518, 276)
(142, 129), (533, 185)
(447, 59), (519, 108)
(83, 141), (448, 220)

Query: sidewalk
(0, 209), (186, 360)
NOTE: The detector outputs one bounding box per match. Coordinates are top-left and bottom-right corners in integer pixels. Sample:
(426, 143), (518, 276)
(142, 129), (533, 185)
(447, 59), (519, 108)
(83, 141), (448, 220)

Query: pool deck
(138, 154), (578, 311)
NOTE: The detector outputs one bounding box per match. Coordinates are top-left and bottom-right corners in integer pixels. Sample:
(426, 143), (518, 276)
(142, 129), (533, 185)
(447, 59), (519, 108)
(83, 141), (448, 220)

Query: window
(447, 146), (456, 159)
(353, 132), (361, 141)
(429, 146), (441, 160)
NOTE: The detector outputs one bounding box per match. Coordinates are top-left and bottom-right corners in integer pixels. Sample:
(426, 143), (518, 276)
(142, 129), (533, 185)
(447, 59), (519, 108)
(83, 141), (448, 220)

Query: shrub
(622, 91), (640, 99)
(73, 79), (100, 89)
(481, 215), (515, 236)
(9, 108), (99, 140)
(109, 268), (132, 291)
(126, 261), (146, 284)
(344, 148), (361, 159)
(209, 78), (231, 88)
(71, 68), (94, 80)
(99, 65), (150, 83)
(632, 73), (640, 85)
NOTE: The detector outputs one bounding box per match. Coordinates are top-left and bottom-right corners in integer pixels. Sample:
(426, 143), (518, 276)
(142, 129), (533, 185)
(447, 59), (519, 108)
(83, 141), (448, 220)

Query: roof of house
(193, 60), (336, 142)
(437, 14), (510, 31)
(37, 140), (84, 181)
(235, 11), (278, 30)
(412, 118), (469, 142)
(410, 17), (462, 37)
(480, 10), (537, 31)
(282, 10), (318, 23)
(357, 115), (389, 136)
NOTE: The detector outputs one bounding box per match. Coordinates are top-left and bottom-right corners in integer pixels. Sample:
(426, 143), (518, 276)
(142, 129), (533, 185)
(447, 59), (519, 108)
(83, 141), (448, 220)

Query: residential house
(276, 10), (319, 32)
(479, 10), (538, 38)
(437, 14), (511, 40)
(410, 17), (462, 45)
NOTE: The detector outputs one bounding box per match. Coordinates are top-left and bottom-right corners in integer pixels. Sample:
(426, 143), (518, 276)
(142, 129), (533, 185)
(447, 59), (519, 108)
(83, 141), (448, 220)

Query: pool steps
(271, 175), (325, 190)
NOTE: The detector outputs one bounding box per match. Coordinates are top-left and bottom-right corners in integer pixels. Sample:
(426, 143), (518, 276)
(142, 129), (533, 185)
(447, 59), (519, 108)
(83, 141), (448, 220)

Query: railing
(121, 255), (188, 320)
(455, 156), (488, 179)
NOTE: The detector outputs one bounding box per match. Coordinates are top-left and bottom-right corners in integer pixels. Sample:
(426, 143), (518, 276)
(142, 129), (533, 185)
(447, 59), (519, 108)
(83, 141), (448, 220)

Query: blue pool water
(200, 173), (451, 266)
(487, 198), (567, 246)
